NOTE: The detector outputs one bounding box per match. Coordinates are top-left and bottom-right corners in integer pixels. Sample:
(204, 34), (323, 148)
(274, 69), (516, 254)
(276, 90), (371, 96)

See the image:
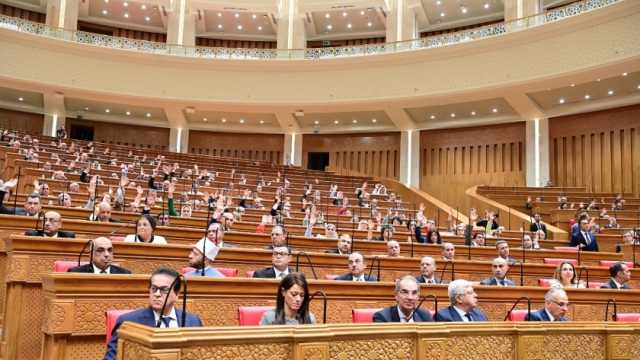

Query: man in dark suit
(335, 252), (377, 281)
(415, 256), (445, 284)
(495, 240), (517, 266)
(435, 279), (488, 322)
(253, 245), (291, 279)
(24, 211), (75, 238)
(529, 214), (548, 238)
(0, 178), (41, 216)
(480, 257), (515, 286)
(526, 288), (569, 321)
(325, 234), (352, 255)
(104, 267), (203, 360)
(68, 237), (131, 274)
(374, 276), (433, 323)
(600, 262), (632, 290)
(570, 218), (599, 251)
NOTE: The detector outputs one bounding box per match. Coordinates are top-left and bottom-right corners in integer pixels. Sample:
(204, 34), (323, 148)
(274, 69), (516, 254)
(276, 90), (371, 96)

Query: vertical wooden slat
(612, 130), (622, 193)
(602, 132), (611, 192)
(622, 129), (632, 194)
(592, 133), (602, 192)
(632, 128), (639, 196)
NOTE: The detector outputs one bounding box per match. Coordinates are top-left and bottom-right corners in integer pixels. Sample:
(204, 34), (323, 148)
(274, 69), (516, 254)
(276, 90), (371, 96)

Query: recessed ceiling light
(584, 94), (591, 100)
(84, 107), (89, 111)
(492, 108), (498, 113)
(596, 78), (601, 82)
(342, 12), (347, 17)
(258, 26), (262, 30)
(314, 120), (319, 125)
(450, 113), (455, 118)
(221, 118), (227, 123)
(367, 21), (372, 27)
(325, 13), (330, 18)
(234, 13), (239, 18)
(17, 97), (23, 102)
(461, 7), (468, 14)
(252, 14), (256, 19)
(347, 23), (352, 29)
(570, 83), (575, 87)
(559, 98), (565, 104)
(217, 24), (222, 29)
(102, 10), (108, 15)
(608, 90), (614, 95)
(103, 0), (108, 3)
(259, 120), (264, 124)
(237, 25), (243, 30)
(436, 0), (441, 5)
(146, 112), (151, 117)
(372, 118), (377, 123)
(471, 111), (476, 116)
(352, 119), (358, 124)
(440, 12), (445, 17)
(430, 115), (436, 119)
(123, 1), (128, 6)
(141, 4), (146, 10)
(125, 111), (131, 116)
(622, 72), (628, 76)
(203, 118), (208, 122)
(239, 118), (245, 124)
(105, 109), (110, 113)
(637, 84), (640, 89)
(327, 24), (332, 30)
(123, 13), (129, 18)
(484, 3), (490, 9)
(217, 12), (222, 17)
(334, 120), (339, 124)
(145, 16), (150, 21)
(360, 10), (365, 15)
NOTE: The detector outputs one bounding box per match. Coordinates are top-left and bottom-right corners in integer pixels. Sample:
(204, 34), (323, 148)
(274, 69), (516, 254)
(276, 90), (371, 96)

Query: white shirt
(611, 278), (623, 289)
(397, 306), (414, 323)
(124, 234), (167, 244)
(153, 308), (178, 328)
(92, 264), (110, 274)
(274, 267), (289, 279)
(545, 308), (555, 322)
(453, 306), (471, 322)
(352, 274), (365, 282)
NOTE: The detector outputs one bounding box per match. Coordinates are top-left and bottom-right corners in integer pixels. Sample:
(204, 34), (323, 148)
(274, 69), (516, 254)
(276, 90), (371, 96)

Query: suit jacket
(104, 307), (202, 360)
(0, 189), (28, 215)
(67, 264), (131, 274)
(569, 231), (599, 251)
(600, 278), (630, 290)
(435, 306), (488, 322)
(324, 248), (347, 255)
(479, 277), (515, 286)
(252, 267), (291, 279)
(525, 308), (568, 322)
(415, 275), (446, 285)
(529, 222), (547, 236)
(334, 273), (377, 282)
(24, 229), (76, 238)
(373, 305), (433, 323)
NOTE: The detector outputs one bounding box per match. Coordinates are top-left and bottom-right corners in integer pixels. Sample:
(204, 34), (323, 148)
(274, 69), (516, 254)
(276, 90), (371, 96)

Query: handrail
(0, 0), (621, 60)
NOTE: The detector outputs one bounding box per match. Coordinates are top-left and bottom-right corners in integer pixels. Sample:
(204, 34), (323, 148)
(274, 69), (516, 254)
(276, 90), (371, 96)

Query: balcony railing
(0, 0), (621, 61)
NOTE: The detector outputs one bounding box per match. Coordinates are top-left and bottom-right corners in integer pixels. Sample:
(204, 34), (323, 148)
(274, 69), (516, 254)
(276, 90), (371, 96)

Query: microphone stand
(309, 290), (328, 324)
(294, 251), (318, 280)
(520, 223), (525, 286)
(13, 167), (21, 215)
(156, 275), (186, 327)
(201, 204), (212, 277)
(78, 239), (94, 267)
(438, 261), (449, 284)
(577, 266), (590, 288)
(366, 256), (381, 282)
(408, 294), (438, 321)
(503, 296), (531, 321)
(605, 299), (617, 321)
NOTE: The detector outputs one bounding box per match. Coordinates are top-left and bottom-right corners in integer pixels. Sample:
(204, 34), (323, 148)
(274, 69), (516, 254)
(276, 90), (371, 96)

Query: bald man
(68, 237), (131, 274)
(479, 257), (515, 286)
(24, 211), (75, 238)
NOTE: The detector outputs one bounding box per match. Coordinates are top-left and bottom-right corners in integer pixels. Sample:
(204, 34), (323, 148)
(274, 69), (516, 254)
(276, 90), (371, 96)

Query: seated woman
(124, 214), (167, 244)
(549, 261), (586, 289)
(260, 272), (316, 325)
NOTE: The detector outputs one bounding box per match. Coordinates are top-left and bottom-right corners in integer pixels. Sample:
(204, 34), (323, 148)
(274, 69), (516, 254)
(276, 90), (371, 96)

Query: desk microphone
(309, 290), (328, 324)
(408, 294), (438, 321)
(77, 239), (94, 267)
(156, 274), (186, 328)
(605, 299), (617, 321)
(504, 296), (531, 321)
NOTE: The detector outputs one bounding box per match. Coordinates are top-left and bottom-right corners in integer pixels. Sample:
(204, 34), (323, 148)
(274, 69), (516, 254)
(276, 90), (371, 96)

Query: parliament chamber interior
(0, 0), (639, 358)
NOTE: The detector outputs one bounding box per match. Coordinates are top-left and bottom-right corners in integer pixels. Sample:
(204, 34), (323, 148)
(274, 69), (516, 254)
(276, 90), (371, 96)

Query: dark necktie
(465, 313), (473, 322)
(161, 316), (172, 328)
(100, 269), (107, 274)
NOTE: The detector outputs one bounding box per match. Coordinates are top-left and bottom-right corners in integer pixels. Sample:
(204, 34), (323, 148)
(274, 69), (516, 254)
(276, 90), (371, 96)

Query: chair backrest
(537, 278), (553, 288)
(109, 236), (125, 242)
(352, 308), (383, 323)
(543, 258), (577, 266)
(54, 261), (88, 272)
(105, 309), (134, 344)
(245, 270), (255, 278)
(587, 281), (604, 289)
(553, 246), (578, 252)
(218, 268), (239, 277)
(324, 274), (339, 280)
(615, 313), (640, 322)
(507, 310), (529, 321)
(599, 260), (634, 269)
(238, 306), (274, 326)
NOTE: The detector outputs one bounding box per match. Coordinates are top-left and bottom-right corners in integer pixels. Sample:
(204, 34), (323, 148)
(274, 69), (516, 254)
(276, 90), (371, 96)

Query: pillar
(525, 118), (549, 187)
(166, 0), (196, 46)
(169, 127), (189, 153)
(276, 0), (306, 56)
(385, 0), (418, 43)
(283, 133), (302, 166)
(504, 0), (543, 31)
(399, 129), (420, 187)
(43, 92), (66, 137)
(45, 0), (80, 30)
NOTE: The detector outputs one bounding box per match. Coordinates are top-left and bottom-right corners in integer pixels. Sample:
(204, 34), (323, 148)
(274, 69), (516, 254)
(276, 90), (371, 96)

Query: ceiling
(406, 98), (517, 125)
(0, 86), (43, 109)
(64, 97), (168, 123)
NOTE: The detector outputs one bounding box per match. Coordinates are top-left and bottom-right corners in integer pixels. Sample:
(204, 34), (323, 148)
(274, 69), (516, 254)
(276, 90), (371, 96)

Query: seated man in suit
(68, 237), (131, 274)
(441, 242), (455, 262)
(0, 178), (41, 216)
(435, 279), (488, 322)
(480, 257), (515, 286)
(570, 218), (599, 251)
(265, 225), (287, 250)
(184, 238), (224, 277)
(526, 288), (569, 321)
(104, 267), (203, 360)
(374, 276), (433, 323)
(335, 252), (377, 282)
(386, 240), (401, 257)
(529, 214), (548, 238)
(495, 240), (517, 266)
(253, 246), (291, 279)
(600, 261), (632, 290)
(325, 234), (352, 255)
(24, 211), (75, 238)
(416, 256), (445, 284)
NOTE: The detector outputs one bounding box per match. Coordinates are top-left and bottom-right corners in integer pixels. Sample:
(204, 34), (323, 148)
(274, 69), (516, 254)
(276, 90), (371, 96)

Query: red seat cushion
(109, 236), (125, 242)
(587, 281), (604, 289)
(538, 278), (553, 287)
(238, 306), (274, 326)
(553, 247), (578, 252)
(615, 313), (640, 322)
(507, 309), (529, 321)
(54, 261), (88, 272)
(245, 270), (255, 278)
(218, 268), (238, 277)
(599, 261), (634, 269)
(352, 308), (383, 323)
(543, 258), (577, 266)
(324, 274), (339, 280)
(105, 309), (134, 344)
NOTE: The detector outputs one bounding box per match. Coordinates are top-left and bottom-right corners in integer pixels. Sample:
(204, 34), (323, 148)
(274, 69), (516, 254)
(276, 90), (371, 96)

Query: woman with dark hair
(125, 214), (167, 244)
(549, 261), (585, 288)
(260, 272), (316, 325)
(426, 230), (442, 244)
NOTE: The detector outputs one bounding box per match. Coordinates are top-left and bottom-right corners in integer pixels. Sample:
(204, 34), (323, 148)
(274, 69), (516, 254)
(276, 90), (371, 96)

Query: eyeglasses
(271, 233), (283, 237)
(551, 300), (569, 308)
(149, 285), (171, 294)
(272, 251), (290, 257)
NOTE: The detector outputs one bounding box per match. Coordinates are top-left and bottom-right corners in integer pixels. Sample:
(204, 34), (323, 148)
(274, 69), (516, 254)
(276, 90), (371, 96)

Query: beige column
(43, 92), (66, 137)
(276, 0), (306, 56)
(385, 0), (418, 43)
(525, 118), (549, 187)
(45, 0), (80, 30)
(504, 0), (542, 23)
(399, 129), (420, 187)
(283, 133), (302, 166)
(166, 0), (196, 46)
(166, 107), (189, 153)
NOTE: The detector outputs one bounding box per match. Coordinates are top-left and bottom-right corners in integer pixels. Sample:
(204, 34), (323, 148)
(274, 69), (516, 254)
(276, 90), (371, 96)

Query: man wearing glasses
(104, 267), (202, 360)
(253, 246), (291, 279)
(525, 288), (569, 321)
(265, 225), (287, 250)
(24, 211), (75, 238)
(373, 276), (433, 322)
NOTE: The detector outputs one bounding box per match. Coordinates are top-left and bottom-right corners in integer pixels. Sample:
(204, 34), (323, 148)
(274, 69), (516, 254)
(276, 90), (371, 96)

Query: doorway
(307, 152), (329, 171)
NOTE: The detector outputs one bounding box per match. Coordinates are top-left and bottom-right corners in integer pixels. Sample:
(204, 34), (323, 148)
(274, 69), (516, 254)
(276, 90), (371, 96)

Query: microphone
(309, 290), (328, 324)
(78, 239), (94, 267)
(439, 261), (449, 283)
(294, 251), (318, 280)
(107, 220), (132, 237)
(408, 294), (438, 322)
(156, 274), (185, 328)
(605, 299), (617, 321)
(520, 223), (526, 286)
(503, 296), (531, 321)
(577, 266), (590, 288)
(366, 256), (381, 282)
(34, 210), (45, 234)
(13, 167), (21, 215)
(202, 205), (213, 277)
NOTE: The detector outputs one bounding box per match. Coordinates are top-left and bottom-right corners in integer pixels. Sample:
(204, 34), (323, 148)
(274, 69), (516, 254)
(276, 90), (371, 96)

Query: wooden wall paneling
(613, 130), (622, 193)
(0, 109), (44, 134)
(633, 128), (639, 195)
(66, 119), (169, 150)
(188, 131), (283, 162)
